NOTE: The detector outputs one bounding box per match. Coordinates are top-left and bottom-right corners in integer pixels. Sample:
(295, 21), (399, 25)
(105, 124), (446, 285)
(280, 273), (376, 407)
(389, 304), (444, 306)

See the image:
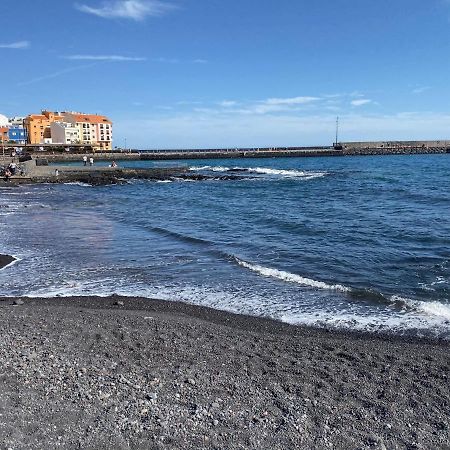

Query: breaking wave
(63, 182), (92, 187)
(234, 257), (351, 292)
(391, 295), (450, 320)
(234, 258), (450, 321)
(190, 166), (231, 172)
(190, 165), (328, 179)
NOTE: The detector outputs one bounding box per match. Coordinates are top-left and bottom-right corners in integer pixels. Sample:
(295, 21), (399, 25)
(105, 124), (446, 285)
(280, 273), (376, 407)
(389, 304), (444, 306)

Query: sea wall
(10, 141), (450, 164)
(342, 141), (450, 156)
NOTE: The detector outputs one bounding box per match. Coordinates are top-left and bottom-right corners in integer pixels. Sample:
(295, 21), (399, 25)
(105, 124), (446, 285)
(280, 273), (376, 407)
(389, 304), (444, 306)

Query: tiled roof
(27, 115), (47, 120)
(70, 114), (112, 124)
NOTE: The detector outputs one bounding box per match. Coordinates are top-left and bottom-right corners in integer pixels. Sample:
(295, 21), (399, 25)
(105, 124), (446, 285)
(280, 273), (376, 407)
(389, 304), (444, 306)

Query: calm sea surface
(1, 154), (450, 338)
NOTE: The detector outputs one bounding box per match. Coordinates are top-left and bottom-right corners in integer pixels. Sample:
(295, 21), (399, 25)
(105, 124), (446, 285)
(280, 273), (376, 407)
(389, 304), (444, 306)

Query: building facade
(8, 127), (27, 144)
(24, 111), (64, 144)
(0, 127), (8, 144)
(50, 122), (81, 145)
(9, 116), (25, 127)
(21, 110), (113, 149)
(62, 112), (113, 150)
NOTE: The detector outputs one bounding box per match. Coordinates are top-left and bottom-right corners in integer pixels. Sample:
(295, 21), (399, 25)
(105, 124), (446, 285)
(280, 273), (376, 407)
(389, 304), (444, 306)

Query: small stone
(211, 402), (220, 408)
(187, 378), (196, 386)
(147, 392), (158, 400)
(14, 299), (24, 305)
(115, 301), (124, 306)
(213, 419), (219, 426)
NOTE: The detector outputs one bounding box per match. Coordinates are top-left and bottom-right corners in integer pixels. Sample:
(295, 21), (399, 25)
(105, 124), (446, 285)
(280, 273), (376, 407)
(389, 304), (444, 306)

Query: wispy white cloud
(166, 92), (376, 118)
(230, 96), (322, 115)
(0, 41), (30, 49)
(412, 86), (431, 94)
(152, 57), (206, 64)
(65, 54), (146, 61)
(75, 0), (174, 21)
(218, 100), (237, 107)
(177, 100), (204, 105)
(153, 57), (180, 64)
(264, 96), (320, 106)
(351, 99), (372, 107)
(17, 64), (97, 87)
(114, 111), (450, 149)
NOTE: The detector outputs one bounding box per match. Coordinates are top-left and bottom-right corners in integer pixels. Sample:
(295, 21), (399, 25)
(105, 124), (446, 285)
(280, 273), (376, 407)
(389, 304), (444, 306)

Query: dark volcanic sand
(0, 254), (15, 270)
(0, 296), (449, 450)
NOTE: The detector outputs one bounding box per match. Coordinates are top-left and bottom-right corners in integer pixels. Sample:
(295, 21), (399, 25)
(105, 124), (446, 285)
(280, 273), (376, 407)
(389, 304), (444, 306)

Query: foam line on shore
(234, 258), (450, 321)
(391, 295), (450, 320)
(234, 257), (351, 292)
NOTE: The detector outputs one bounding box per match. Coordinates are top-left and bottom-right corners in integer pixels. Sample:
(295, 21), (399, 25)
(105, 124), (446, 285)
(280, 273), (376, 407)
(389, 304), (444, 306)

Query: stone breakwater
(27, 143), (450, 163)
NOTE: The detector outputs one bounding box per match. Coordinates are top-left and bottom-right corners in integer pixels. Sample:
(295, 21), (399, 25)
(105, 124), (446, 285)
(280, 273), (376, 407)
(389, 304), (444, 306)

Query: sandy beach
(0, 295), (449, 449)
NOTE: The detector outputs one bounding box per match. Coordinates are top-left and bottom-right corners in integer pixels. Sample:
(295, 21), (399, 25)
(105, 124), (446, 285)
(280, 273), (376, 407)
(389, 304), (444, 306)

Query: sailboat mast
(335, 116), (339, 145)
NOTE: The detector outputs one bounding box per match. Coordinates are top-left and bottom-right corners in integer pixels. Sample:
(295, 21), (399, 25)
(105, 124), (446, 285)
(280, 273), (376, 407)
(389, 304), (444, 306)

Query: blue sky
(1, 0), (450, 148)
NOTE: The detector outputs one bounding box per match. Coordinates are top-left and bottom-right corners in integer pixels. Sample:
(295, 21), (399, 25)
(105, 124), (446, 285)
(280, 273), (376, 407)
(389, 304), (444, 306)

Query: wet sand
(0, 295), (449, 449)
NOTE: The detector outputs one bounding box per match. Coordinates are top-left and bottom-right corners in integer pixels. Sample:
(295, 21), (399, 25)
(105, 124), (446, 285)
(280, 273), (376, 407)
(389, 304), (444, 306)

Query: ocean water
(1, 154), (450, 338)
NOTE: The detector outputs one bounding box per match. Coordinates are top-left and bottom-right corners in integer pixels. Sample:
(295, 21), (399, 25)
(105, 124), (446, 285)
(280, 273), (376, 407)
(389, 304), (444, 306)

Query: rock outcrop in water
(0, 160), (249, 186)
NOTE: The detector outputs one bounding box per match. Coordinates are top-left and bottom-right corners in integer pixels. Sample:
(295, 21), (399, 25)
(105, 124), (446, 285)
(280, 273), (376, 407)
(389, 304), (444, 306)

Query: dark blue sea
(1, 154), (450, 338)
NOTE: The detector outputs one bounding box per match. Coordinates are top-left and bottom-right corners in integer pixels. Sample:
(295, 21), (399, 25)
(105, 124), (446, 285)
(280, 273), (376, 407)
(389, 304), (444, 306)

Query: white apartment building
(50, 122), (81, 145)
(61, 112), (113, 150)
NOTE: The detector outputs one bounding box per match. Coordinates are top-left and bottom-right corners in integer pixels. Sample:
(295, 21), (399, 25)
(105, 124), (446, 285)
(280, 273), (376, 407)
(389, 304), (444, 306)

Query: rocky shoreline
(0, 254), (16, 270)
(0, 295), (449, 449)
(0, 165), (248, 186)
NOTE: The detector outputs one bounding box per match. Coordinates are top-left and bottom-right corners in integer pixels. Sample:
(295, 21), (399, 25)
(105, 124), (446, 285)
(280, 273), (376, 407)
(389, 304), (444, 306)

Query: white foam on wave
(392, 295), (450, 320)
(189, 166), (230, 172)
(235, 258), (351, 293)
(64, 182), (92, 187)
(156, 180), (173, 183)
(19, 279), (450, 339)
(189, 165), (328, 179)
(246, 167), (327, 179)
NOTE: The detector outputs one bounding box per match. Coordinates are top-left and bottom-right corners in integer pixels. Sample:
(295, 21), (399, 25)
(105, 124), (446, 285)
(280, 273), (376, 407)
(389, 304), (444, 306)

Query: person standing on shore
(83, 155), (87, 166)
(89, 157), (94, 167)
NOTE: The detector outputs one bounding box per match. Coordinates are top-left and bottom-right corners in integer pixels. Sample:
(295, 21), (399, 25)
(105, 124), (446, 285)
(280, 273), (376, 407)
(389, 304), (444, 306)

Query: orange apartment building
(0, 127), (8, 144)
(24, 110), (64, 145)
(24, 110), (113, 150)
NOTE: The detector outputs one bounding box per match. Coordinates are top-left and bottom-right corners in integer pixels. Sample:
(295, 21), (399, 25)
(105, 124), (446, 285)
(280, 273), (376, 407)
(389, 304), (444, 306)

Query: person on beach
(83, 155), (87, 166)
(4, 168), (11, 182)
(110, 161), (117, 168)
(89, 157), (94, 167)
(8, 162), (16, 175)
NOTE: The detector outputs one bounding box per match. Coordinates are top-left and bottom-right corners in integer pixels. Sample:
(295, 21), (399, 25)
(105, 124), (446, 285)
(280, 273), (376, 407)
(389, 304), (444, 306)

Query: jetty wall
(7, 140), (450, 164)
